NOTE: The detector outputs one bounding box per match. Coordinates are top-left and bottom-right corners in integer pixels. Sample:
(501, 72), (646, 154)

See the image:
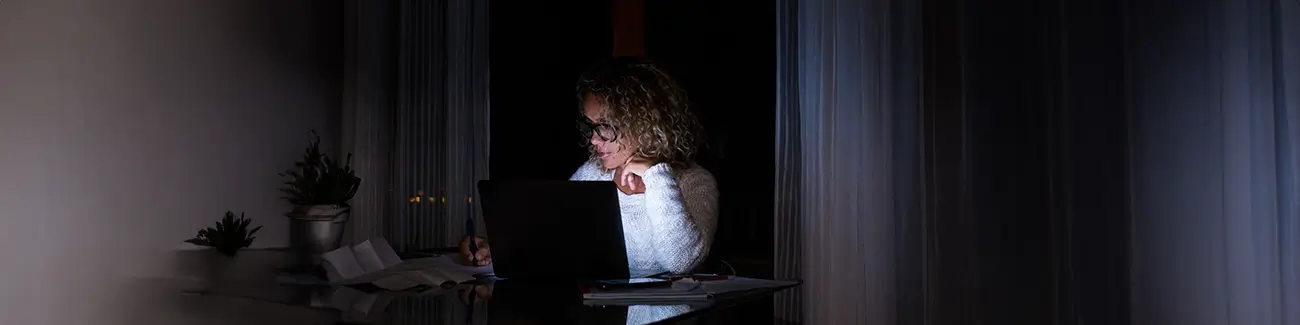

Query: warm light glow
(405, 191), (455, 204)
(409, 190), (430, 203)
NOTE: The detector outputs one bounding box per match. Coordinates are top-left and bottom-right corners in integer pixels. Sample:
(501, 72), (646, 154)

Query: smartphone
(595, 277), (671, 290)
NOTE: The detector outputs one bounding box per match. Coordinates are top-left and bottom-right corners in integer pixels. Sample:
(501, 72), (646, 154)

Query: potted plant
(184, 211), (263, 257)
(182, 211), (261, 288)
(279, 130), (362, 269)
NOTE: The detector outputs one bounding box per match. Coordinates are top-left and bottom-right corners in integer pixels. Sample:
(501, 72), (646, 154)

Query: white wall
(0, 0), (342, 323)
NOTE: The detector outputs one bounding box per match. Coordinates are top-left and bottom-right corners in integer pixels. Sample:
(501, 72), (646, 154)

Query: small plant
(278, 130), (362, 207)
(185, 211), (262, 257)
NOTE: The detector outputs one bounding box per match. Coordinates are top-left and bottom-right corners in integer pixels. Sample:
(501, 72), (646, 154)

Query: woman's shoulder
(670, 163), (716, 188)
(679, 163), (713, 179)
(670, 164), (718, 204)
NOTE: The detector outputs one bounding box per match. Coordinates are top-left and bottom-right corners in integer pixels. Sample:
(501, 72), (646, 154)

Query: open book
(321, 237), (480, 291)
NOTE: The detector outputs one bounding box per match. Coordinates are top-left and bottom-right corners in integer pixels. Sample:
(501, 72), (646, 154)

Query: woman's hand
(617, 156), (654, 193)
(458, 283), (494, 305)
(458, 236), (492, 266)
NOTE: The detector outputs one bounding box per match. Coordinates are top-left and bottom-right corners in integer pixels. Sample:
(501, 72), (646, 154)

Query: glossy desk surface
(164, 249), (798, 325)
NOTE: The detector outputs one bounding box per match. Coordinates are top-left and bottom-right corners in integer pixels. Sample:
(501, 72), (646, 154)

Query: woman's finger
(474, 285), (493, 299)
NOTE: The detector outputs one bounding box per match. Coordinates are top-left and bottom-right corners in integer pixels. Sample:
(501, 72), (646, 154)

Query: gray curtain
(341, 0), (489, 252)
(340, 0), (396, 245)
(773, 0), (921, 323)
(1127, 0), (1300, 324)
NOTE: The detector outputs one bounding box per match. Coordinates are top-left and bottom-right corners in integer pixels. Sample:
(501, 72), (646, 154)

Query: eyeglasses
(576, 118), (618, 142)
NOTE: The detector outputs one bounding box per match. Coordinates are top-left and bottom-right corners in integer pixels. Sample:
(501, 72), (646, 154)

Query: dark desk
(173, 249), (798, 325)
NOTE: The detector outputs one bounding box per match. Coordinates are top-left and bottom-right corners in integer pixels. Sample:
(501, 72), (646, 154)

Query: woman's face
(583, 94), (636, 169)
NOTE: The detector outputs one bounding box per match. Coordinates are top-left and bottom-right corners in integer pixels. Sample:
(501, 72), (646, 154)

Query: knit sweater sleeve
(640, 163), (719, 274)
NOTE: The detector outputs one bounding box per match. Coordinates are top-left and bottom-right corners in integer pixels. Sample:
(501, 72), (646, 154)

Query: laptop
(476, 180), (630, 283)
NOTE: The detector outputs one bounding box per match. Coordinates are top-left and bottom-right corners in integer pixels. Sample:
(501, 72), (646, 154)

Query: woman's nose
(589, 132), (603, 145)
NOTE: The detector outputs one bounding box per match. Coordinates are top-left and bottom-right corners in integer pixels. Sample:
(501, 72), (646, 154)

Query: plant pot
(286, 204), (351, 269)
(175, 247), (247, 291)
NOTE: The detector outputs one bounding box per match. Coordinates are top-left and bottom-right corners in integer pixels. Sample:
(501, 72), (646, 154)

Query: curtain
(1126, 0), (1300, 324)
(340, 0), (396, 245)
(773, 0), (922, 323)
(341, 0), (489, 252)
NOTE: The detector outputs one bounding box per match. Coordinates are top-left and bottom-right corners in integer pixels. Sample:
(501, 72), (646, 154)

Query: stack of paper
(695, 276), (800, 296)
(582, 276), (799, 301)
(583, 280), (711, 301)
(321, 237), (481, 291)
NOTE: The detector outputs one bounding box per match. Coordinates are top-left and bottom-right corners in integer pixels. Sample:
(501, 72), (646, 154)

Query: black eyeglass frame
(576, 118), (619, 142)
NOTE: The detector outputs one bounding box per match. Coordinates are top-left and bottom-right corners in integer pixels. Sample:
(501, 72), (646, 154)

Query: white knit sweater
(569, 160), (719, 275)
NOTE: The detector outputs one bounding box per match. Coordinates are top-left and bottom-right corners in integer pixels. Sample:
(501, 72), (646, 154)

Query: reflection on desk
(182, 279), (792, 324)
(322, 285), (708, 324)
(167, 249), (798, 325)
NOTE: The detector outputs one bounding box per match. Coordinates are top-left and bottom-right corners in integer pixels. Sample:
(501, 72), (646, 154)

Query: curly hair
(576, 56), (704, 171)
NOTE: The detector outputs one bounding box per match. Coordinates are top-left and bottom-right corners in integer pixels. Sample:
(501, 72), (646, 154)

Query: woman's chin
(599, 158), (622, 169)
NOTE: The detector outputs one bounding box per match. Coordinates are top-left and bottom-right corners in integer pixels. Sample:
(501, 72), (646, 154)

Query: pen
(466, 196), (478, 265)
(467, 149), (480, 267)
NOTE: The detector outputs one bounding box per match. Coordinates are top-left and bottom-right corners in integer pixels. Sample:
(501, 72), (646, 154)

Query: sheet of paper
(371, 273), (420, 291)
(322, 247), (366, 282)
(406, 255), (493, 279)
(351, 240), (387, 273)
(336, 266), (403, 285)
(433, 267), (476, 284)
(698, 277), (800, 295)
(368, 237), (404, 269)
(408, 268), (469, 286)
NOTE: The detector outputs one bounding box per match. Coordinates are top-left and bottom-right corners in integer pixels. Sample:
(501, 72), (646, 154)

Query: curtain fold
(341, 0), (396, 245)
(1126, 0), (1299, 324)
(1275, 2), (1300, 323)
(773, 0), (921, 323)
(772, 0), (801, 321)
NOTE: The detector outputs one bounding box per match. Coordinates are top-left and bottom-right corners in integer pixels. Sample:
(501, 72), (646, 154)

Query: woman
(461, 56), (719, 275)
